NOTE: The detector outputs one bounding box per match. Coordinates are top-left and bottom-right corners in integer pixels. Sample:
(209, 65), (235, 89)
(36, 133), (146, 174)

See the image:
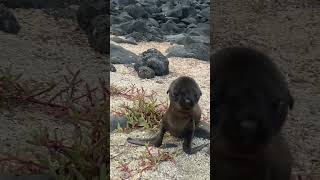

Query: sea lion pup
(127, 76), (209, 154)
(211, 47), (294, 180)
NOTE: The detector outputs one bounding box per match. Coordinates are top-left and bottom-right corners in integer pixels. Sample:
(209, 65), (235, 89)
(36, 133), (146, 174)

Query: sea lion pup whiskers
(212, 47), (294, 180)
(127, 76), (209, 154)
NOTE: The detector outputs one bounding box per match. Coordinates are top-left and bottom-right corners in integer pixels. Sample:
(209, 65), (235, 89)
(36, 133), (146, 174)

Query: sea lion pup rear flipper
(127, 137), (177, 148)
(190, 143), (210, 154)
(127, 136), (158, 146)
(127, 123), (178, 148)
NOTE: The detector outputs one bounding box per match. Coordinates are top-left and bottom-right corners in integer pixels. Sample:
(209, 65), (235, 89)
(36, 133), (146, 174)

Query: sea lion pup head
(167, 76), (202, 110)
(213, 47), (294, 147)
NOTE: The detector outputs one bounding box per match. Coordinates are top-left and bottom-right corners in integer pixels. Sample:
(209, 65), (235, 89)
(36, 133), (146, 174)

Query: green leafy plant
(110, 84), (168, 132)
(122, 95), (163, 131)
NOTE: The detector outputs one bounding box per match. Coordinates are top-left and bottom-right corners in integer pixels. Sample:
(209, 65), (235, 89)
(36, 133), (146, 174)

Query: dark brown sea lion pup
(211, 47), (294, 180)
(127, 76), (209, 154)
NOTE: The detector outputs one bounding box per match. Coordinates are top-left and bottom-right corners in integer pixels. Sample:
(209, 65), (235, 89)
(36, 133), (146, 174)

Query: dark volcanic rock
(150, 12), (166, 22)
(185, 42), (210, 61)
(76, 0), (109, 54)
(117, 0), (137, 9)
(87, 14), (109, 54)
(166, 4), (197, 19)
(164, 34), (209, 45)
(164, 34), (186, 44)
(161, 19), (181, 34)
(128, 19), (148, 33)
(199, 6), (210, 21)
(0, 5), (20, 34)
(166, 45), (193, 58)
(110, 25), (125, 36)
(181, 17), (197, 25)
(110, 44), (138, 64)
(124, 4), (148, 19)
(144, 4), (162, 15)
(110, 0), (210, 43)
(111, 36), (137, 45)
(76, 0), (108, 32)
(125, 31), (145, 41)
(138, 66), (155, 79)
(184, 35), (210, 45)
(116, 19), (148, 35)
(147, 27), (163, 39)
(134, 48), (169, 76)
(166, 43), (210, 61)
(146, 17), (159, 27)
(111, 11), (133, 24)
(186, 23), (210, 36)
(187, 23), (197, 28)
(124, 29), (163, 42)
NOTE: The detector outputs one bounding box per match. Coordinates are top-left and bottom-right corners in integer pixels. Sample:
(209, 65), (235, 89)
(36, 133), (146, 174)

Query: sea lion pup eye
(212, 47), (294, 180)
(127, 76), (209, 154)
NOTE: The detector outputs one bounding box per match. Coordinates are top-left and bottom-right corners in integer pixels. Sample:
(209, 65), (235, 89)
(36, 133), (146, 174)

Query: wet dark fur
(127, 76), (209, 154)
(211, 47), (294, 180)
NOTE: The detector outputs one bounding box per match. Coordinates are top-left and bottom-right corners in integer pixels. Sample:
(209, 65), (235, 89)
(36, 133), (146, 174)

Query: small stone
(138, 66), (155, 79)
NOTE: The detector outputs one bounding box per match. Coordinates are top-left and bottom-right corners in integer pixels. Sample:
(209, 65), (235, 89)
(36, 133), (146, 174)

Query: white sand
(110, 131), (210, 180)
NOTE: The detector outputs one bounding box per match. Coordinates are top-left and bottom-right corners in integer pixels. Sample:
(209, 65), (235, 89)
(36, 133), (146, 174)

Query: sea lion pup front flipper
(183, 117), (209, 154)
(183, 133), (209, 154)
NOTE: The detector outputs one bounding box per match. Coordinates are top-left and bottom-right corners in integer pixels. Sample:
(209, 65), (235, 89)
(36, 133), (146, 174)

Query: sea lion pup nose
(127, 76), (209, 154)
(184, 98), (192, 105)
